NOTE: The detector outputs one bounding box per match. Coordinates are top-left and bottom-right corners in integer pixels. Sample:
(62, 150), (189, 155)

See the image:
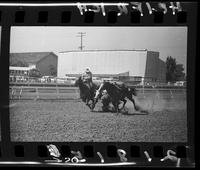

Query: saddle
(83, 80), (95, 93)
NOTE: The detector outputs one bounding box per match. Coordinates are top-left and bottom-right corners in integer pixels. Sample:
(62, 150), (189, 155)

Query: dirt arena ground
(9, 89), (187, 142)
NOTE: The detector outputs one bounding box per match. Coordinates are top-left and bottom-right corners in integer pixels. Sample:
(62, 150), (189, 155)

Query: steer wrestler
(100, 90), (113, 112)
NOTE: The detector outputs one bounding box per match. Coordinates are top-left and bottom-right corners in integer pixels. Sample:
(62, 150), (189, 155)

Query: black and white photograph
(9, 26), (187, 142)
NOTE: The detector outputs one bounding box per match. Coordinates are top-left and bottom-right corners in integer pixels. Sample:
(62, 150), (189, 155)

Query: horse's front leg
(116, 104), (120, 115)
(129, 97), (139, 111)
(119, 99), (127, 111)
(112, 101), (120, 114)
(85, 99), (91, 108)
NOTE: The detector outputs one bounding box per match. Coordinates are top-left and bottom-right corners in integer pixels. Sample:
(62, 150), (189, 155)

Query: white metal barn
(58, 50), (166, 82)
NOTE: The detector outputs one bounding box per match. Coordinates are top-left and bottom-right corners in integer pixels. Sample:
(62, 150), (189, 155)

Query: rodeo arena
(9, 50), (187, 142)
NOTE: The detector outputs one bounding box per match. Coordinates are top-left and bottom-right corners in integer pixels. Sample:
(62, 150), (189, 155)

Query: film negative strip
(0, 1), (197, 167)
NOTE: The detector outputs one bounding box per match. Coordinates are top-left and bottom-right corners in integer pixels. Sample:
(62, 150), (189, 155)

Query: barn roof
(10, 52), (57, 64)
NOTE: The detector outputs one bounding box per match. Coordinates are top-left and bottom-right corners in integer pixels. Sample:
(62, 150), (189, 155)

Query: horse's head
(74, 76), (82, 87)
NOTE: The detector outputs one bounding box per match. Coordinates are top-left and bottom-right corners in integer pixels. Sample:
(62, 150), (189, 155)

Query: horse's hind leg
(112, 102), (120, 114)
(115, 105), (119, 114)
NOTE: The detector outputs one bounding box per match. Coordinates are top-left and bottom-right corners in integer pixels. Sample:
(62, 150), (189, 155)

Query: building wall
(144, 51), (159, 81)
(58, 50), (166, 82)
(36, 53), (58, 76)
(9, 66), (31, 76)
(58, 50), (147, 78)
(144, 51), (166, 82)
(158, 59), (166, 82)
(28, 64), (36, 69)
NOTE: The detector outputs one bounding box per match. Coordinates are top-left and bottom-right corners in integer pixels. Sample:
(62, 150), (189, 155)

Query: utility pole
(77, 32), (86, 50)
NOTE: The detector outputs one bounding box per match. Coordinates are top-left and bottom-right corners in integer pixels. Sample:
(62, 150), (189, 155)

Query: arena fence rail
(9, 86), (186, 101)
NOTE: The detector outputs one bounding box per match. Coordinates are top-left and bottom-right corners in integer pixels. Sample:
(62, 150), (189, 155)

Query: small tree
(166, 56), (177, 82)
(175, 64), (185, 81)
(166, 56), (186, 82)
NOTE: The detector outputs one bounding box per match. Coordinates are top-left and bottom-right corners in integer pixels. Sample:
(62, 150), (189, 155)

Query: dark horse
(74, 76), (98, 111)
(94, 81), (138, 113)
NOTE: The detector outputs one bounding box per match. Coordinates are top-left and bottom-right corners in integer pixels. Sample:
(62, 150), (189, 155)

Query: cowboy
(101, 90), (112, 112)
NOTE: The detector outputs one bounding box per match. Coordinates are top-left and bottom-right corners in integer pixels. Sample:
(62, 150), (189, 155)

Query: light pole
(77, 32), (86, 50)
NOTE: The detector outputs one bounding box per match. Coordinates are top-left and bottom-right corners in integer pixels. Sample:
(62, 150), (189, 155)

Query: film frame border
(0, 1), (197, 167)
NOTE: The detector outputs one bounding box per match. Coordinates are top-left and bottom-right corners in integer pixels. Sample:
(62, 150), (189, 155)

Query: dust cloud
(133, 90), (168, 114)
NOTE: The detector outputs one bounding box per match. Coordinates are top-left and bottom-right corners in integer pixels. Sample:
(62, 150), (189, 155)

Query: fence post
(35, 87), (39, 100)
(75, 87), (79, 99)
(143, 84), (145, 98)
(182, 88), (186, 96)
(11, 87), (15, 99)
(156, 90), (160, 99)
(19, 87), (23, 100)
(56, 84), (60, 99)
(170, 90), (174, 99)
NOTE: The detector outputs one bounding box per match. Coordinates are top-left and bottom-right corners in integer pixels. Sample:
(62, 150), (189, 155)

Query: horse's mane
(78, 76), (82, 82)
(77, 77), (87, 87)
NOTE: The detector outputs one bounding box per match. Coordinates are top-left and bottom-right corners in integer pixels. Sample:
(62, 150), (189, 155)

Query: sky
(10, 26), (187, 73)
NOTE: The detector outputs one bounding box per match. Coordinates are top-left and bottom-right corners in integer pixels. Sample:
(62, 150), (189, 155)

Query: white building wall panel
(58, 50), (147, 78)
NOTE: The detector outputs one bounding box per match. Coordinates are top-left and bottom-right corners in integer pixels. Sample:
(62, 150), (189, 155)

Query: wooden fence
(9, 86), (186, 100)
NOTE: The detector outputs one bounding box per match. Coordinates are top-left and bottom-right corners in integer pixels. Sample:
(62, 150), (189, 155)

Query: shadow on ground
(92, 107), (149, 116)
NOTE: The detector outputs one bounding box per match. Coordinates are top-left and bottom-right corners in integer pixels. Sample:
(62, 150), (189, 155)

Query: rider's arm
(88, 72), (92, 80)
(97, 82), (104, 92)
(82, 72), (86, 79)
(95, 82), (104, 99)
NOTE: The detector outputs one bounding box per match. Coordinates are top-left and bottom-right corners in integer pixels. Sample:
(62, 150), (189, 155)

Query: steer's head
(128, 87), (137, 96)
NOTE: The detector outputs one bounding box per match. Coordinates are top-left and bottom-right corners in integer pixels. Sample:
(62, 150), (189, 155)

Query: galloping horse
(94, 81), (138, 113)
(74, 76), (98, 111)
